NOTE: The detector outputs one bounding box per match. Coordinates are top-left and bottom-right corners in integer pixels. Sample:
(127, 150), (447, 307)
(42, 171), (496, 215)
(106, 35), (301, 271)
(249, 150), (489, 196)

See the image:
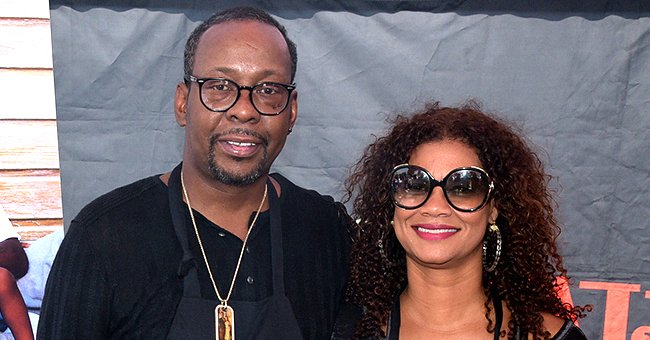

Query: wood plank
(10, 219), (62, 229)
(20, 231), (59, 245)
(0, 18), (53, 68)
(9, 219), (62, 244)
(20, 234), (59, 246)
(0, 69), (55, 119)
(0, 170), (62, 219)
(19, 229), (61, 242)
(0, 0), (50, 19)
(14, 218), (62, 243)
(0, 120), (60, 169)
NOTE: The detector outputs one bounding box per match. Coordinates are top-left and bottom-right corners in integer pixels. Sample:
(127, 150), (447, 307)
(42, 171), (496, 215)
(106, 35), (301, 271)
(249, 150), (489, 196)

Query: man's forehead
(200, 20), (284, 44)
(193, 20), (291, 76)
(195, 20), (289, 59)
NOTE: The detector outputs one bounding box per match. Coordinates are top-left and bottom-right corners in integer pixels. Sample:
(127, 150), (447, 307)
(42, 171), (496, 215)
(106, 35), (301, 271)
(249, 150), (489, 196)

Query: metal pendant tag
(215, 304), (235, 340)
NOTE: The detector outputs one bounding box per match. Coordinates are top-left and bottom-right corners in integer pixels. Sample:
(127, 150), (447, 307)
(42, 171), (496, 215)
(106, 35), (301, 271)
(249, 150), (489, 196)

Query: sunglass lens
(391, 167), (430, 209)
(444, 169), (490, 211)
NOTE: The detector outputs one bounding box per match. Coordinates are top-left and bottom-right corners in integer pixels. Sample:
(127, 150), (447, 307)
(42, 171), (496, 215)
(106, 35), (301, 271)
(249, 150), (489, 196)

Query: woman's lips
(412, 224), (459, 240)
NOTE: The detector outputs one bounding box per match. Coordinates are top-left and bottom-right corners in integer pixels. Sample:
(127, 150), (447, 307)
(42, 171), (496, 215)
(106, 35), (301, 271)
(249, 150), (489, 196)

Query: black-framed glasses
(185, 75), (295, 116)
(390, 164), (494, 212)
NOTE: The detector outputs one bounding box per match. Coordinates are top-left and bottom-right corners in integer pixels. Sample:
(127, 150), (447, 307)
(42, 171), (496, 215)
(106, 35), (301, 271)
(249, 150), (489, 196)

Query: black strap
(267, 177), (285, 295)
(387, 298), (400, 340)
(494, 295), (527, 340)
(168, 163), (202, 297)
(169, 163), (192, 271)
(493, 295), (503, 340)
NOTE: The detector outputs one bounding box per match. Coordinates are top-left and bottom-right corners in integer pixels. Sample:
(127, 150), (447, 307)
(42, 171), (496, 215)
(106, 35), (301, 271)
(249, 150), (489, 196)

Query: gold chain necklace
(180, 170), (267, 340)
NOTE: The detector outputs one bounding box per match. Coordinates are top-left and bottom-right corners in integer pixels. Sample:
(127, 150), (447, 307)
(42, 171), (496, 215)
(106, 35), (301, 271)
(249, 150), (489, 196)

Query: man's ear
(175, 81), (189, 127)
(288, 89), (298, 129)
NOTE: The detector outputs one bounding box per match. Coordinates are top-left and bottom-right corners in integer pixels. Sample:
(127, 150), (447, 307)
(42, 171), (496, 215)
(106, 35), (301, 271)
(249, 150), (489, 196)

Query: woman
(342, 101), (590, 339)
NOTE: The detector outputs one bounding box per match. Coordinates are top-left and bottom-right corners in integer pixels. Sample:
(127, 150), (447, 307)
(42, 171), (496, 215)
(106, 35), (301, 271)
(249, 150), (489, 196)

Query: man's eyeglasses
(390, 164), (494, 212)
(185, 75), (295, 116)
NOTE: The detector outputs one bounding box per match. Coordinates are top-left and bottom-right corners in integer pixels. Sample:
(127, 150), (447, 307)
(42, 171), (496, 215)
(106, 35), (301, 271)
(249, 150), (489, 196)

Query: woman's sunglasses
(390, 164), (494, 212)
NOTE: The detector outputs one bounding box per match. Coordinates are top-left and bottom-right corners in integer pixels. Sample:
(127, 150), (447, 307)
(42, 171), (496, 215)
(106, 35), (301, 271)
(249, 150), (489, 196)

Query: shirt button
(246, 276), (254, 284)
(218, 232), (226, 237)
(245, 246), (251, 253)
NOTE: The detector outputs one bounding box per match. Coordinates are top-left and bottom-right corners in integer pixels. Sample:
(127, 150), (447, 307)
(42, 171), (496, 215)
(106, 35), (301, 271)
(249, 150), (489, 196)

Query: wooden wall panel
(0, 69), (56, 119)
(0, 170), (62, 218)
(0, 18), (53, 68)
(0, 0), (50, 19)
(0, 1), (63, 242)
(0, 170), (62, 241)
(0, 120), (59, 169)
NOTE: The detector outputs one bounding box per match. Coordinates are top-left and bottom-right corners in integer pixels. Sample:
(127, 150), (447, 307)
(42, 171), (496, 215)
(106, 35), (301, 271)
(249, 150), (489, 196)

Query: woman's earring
(482, 222), (502, 273)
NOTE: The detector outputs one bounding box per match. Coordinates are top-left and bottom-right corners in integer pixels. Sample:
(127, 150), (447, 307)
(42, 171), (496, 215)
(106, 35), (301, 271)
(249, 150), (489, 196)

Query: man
(38, 7), (350, 339)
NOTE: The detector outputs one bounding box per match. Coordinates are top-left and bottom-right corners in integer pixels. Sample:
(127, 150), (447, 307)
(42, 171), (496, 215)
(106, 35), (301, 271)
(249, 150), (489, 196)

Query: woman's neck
(398, 258), (496, 339)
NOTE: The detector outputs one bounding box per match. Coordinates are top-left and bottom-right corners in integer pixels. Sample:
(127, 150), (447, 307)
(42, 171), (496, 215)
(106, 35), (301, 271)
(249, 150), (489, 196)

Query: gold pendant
(215, 304), (235, 340)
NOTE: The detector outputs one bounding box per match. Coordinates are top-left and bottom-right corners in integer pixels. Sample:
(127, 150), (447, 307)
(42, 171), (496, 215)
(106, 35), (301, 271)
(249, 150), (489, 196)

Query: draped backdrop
(49, 1), (650, 338)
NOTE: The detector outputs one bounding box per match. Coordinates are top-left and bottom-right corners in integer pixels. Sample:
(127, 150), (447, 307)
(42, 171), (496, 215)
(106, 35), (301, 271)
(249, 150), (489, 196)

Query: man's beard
(207, 130), (269, 186)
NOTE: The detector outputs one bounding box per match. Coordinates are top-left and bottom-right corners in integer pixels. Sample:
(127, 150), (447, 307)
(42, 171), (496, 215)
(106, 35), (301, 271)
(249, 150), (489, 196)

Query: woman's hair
(344, 101), (589, 339)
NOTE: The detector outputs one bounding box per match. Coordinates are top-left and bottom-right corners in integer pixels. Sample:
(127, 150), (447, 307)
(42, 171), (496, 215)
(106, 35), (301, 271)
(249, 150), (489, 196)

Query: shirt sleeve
(36, 219), (111, 339)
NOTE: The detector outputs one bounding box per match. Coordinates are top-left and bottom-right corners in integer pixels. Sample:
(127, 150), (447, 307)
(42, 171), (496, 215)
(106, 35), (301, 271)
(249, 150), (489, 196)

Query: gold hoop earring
(482, 222), (502, 273)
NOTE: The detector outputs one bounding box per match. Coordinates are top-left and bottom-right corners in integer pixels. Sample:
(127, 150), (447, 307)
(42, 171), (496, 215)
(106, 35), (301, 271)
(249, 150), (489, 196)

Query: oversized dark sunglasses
(390, 164), (494, 212)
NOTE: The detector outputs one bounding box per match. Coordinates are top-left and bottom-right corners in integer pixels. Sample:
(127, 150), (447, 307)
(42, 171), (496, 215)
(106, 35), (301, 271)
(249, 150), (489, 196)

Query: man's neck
(178, 164), (270, 240)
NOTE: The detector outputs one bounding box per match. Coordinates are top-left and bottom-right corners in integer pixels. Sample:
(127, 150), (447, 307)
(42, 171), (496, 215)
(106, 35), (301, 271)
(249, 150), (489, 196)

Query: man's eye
(210, 84), (230, 91)
(203, 80), (232, 92)
(256, 86), (279, 96)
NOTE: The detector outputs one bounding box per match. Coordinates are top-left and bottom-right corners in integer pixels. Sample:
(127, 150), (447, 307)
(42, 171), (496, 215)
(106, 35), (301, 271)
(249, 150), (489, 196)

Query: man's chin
(207, 149), (269, 186)
(208, 166), (264, 187)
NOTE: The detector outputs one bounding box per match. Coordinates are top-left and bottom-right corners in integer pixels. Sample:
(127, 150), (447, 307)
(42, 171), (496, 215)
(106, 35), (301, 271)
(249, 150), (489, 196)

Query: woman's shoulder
(516, 313), (587, 340)
(550, 320), (587, 340)
(540, 313), (587, 340)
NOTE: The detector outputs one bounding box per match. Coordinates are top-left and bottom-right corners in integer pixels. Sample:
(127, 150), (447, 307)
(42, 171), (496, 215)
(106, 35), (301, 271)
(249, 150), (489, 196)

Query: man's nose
(225, 88), (260, 123)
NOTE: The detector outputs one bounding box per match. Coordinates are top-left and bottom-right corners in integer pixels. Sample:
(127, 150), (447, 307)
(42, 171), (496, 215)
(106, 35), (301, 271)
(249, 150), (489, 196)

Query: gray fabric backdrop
(50, 1), (649, 338)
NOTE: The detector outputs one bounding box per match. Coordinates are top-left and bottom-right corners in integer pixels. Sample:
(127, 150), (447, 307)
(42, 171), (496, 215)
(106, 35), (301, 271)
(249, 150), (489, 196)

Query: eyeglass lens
(390, 165), (491, 211)
(200, 79), (290, 115)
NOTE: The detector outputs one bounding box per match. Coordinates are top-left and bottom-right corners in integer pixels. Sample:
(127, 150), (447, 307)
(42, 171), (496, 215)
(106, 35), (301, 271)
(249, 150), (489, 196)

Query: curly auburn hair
(344, 101), (589, 339)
